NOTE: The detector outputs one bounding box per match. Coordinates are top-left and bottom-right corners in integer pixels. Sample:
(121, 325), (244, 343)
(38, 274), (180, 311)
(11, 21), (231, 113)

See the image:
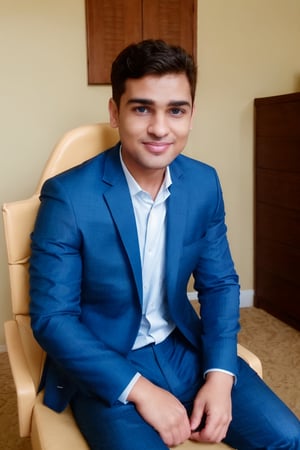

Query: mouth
(143, 141), (173, 154)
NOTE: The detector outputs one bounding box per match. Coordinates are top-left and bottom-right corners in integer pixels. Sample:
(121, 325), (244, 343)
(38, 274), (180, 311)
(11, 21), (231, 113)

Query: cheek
(172, 118), (192, 137)
(120, 116), (146, 137)
(174, 126), (191, 144)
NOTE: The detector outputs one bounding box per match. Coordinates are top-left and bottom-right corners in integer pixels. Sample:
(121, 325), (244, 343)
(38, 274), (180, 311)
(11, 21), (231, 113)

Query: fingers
(190, 403), (205, 432)
(190, 410), (231, 443)
(157, 400), (192, 447)
(189, 371), (233, 443)
(130, 377), (192, 447)
(160, 414), (191, 447)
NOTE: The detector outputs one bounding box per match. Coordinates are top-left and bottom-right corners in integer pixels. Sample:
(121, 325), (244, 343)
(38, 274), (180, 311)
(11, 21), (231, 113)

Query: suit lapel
(102, 147), (143, 304)
(166, 163), (202, 349)
(166, 162), (188, 306)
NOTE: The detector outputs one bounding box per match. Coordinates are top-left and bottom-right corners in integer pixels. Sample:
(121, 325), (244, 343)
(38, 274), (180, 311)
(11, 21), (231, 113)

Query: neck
(136, 169), (165, 200)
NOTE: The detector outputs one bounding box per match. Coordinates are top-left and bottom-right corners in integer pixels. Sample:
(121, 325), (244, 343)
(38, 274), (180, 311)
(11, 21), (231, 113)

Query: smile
(143, 141), (173, 154)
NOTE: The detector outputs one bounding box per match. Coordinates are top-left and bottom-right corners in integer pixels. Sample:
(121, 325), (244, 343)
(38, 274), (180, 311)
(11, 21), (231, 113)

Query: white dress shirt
(120, 150), (175, 349)
(118, 150), (175, 401)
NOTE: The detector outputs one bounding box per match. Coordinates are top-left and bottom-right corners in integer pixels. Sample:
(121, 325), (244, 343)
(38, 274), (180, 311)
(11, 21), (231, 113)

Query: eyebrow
(127, 98), (192, 108)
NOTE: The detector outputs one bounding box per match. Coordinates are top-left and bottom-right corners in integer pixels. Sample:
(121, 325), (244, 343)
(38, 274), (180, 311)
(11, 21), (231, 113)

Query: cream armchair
(3, 123), (262, 450)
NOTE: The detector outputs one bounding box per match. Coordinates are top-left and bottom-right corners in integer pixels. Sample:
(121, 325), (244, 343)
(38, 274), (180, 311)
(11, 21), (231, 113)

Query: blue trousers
(71, 330), (300, 449)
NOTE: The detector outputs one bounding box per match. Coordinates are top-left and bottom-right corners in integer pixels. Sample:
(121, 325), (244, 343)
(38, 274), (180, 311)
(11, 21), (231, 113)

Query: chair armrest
(237, 343), (263, 378)
(31, 392), (89, 450)
(4, 320), (36, 437)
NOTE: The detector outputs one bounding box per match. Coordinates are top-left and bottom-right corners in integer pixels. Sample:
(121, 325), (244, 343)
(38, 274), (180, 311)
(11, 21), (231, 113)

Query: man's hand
(127, 376), (191, 447)
(189, 371), (233, 443)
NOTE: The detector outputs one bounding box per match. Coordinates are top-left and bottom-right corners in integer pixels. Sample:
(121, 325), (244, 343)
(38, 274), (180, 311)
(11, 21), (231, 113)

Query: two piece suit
(29, 143), (239, 413)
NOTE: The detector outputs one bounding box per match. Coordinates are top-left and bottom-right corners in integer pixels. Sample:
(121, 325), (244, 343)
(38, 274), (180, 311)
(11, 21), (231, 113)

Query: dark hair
(111, 39), (197, 107)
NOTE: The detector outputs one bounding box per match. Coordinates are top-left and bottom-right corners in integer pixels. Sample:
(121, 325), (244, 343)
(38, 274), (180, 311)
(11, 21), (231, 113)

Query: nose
(147, 112), (169, 138)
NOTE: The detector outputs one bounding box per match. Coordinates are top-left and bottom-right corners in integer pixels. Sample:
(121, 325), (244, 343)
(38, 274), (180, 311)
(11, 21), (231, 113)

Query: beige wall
(0, 0), (300, 345)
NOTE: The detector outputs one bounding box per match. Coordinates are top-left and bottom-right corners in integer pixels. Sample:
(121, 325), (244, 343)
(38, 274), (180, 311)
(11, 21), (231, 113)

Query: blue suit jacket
(29, 144), (240, 412)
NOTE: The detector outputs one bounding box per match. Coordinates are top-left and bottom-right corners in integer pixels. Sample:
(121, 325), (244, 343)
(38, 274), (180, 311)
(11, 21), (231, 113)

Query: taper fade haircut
(111, 39), (197, 108)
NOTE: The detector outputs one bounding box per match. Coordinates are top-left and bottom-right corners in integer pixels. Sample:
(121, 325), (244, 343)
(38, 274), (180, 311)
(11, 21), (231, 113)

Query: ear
(108, 98), (119, 128)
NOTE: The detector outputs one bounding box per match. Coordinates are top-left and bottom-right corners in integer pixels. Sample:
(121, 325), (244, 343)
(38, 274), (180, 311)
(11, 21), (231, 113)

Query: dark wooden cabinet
(254, 92), (300, 330)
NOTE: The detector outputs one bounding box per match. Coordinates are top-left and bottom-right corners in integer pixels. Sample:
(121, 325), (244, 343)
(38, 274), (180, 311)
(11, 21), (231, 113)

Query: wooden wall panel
(86, 0), (142, 84)
(85, 0), (197, 84)
(142, 0), (197, 59)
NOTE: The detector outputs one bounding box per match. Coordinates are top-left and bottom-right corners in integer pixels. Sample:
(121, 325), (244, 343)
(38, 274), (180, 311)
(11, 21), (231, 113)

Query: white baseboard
(188, 289), (254, 308)
(240, 289), (254, 307)
(187, 291), (198, 301)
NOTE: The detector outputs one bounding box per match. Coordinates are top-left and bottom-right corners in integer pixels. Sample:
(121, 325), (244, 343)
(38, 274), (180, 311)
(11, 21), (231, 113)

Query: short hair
(111, 39), (197, 108)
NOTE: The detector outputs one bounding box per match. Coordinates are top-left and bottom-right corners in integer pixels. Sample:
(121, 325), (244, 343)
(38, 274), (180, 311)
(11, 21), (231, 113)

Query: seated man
(29, 39), (300, 450)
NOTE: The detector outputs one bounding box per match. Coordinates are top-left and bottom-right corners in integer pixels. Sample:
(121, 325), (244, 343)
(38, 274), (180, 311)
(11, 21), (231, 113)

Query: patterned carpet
(0, 307), (299, 449)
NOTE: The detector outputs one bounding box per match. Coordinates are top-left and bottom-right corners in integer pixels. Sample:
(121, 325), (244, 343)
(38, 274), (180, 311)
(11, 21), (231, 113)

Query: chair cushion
(31, 392), (232, 450)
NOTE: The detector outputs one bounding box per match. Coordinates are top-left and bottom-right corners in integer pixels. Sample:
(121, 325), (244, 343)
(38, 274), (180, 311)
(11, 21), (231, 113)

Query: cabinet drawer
(256, 238), (300, 284)
(256, 169), (300, 211)
(255, 96), (300, 138)
(256, 203), (300, 248)
(255, 269), (300, 326)
(256, 137), (300, 172)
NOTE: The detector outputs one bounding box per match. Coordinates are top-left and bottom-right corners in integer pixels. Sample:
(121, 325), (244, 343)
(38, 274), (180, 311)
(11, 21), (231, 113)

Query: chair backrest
(2, 123), (119, 389)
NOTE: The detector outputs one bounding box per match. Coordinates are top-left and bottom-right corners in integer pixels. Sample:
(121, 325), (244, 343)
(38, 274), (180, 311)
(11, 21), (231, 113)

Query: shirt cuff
(118, 372), (141, 404)
(204, 368), (237, 385)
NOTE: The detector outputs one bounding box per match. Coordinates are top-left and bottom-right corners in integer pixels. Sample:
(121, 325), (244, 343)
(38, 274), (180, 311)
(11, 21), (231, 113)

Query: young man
(29, 40), (300, 449)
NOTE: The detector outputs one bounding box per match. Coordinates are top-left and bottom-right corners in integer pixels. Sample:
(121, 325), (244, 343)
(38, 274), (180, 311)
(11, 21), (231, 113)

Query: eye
(170, 107), (185, 116)
(135, 106), (149, 114)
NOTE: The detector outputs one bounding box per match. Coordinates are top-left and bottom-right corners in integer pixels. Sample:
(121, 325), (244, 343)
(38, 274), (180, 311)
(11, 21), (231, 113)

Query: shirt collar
(119, 147), (172, 198)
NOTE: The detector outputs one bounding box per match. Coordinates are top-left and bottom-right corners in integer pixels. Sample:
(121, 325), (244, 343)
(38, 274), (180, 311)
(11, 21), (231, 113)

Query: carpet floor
(0, 307), (299, 449)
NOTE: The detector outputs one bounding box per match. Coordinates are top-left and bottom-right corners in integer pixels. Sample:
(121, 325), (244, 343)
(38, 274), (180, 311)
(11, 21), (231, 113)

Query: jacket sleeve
(29, 176), (138, 407)
(193, 169), (240, 378)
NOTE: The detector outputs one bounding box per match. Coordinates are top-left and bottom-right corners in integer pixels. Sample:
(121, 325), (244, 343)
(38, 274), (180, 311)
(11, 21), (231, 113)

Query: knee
(289, 427), (300, 450)
(277, 420), (300, 450)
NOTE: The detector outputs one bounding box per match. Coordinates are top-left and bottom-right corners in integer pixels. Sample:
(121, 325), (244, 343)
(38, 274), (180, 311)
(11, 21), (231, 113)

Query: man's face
(109, 73), (194, 181)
